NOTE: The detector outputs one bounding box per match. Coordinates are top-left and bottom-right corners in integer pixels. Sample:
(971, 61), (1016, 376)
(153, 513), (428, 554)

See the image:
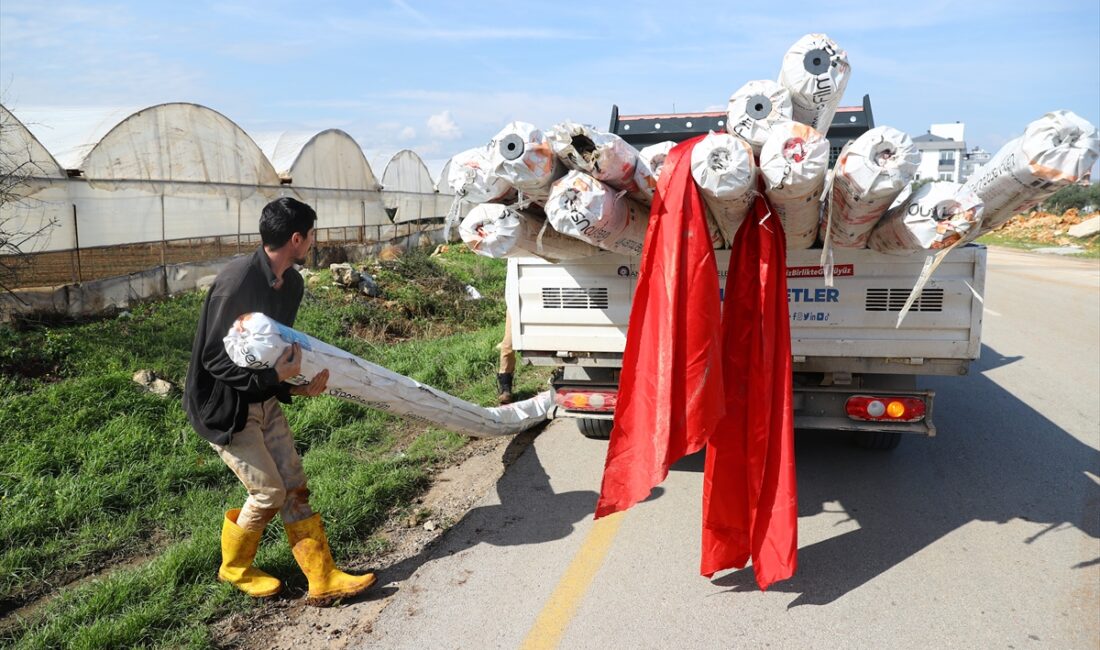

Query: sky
(1, 0), (1098, 180)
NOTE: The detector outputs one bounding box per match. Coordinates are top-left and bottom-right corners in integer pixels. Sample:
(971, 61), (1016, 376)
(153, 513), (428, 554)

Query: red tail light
(846, 396), (926, 422)
(555, 388), (618, 412)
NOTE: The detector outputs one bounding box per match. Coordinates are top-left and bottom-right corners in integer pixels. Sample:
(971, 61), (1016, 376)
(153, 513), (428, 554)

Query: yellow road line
(520, 511), (627, 650)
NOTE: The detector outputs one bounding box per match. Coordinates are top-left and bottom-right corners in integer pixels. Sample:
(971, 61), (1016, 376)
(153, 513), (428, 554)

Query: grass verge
(0, 246), (548, 648)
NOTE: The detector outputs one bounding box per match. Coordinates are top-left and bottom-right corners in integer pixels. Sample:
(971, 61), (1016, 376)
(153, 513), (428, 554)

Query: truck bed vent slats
(542, 287), (610, 310)
(865, 288), (944, 312)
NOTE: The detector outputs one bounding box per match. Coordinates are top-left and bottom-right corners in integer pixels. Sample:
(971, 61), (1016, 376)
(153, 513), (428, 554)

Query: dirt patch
(992, 208), (1097, 246)
(213, 431), (536, 650)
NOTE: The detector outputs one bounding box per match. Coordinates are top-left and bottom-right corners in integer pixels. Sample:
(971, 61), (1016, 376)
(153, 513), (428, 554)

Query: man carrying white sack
(183, 197), (376, 605)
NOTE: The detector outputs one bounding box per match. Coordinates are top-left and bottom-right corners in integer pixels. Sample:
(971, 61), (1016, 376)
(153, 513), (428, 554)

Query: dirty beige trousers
(498, 310), (516, 374)
(210, 398), (313, 530)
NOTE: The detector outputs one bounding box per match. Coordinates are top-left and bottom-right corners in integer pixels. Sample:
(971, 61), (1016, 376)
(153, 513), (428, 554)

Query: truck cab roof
(609, 94), (875, 167)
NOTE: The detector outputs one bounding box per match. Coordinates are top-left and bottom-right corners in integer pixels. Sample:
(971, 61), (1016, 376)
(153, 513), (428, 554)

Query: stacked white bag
(690, 132), (757, 247)
(825, 126), (920, 249)
(459, 203), (601, 261)
(760, 121), (830, 249)
(544, 170), (650, 256)
(778, 33), (851, 136)
(869, 182), (984, 253)
(726, 80), (794, 155)
(964, 110), (1099, 235)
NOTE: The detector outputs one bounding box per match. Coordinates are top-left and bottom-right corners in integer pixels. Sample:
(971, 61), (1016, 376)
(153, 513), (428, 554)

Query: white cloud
(427, 111), (462, 140)
(398, 126), (417, 140)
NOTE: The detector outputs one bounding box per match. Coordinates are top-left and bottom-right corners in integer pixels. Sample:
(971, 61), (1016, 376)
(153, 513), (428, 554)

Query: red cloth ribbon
(594, 135), (726, 518)
(594, 137), (798, 590)
(700, 182), (798, 591)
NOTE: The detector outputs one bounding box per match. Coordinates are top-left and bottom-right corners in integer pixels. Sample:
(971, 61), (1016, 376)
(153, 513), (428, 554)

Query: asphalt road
(361, 247), (1100, 649)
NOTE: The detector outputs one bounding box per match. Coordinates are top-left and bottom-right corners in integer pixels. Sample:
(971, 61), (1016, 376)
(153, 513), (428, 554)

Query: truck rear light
(555, 388), (618, 412)
(845, 396), (926, 422)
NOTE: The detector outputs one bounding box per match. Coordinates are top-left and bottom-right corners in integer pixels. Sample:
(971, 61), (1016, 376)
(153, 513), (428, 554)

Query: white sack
(640, 141), (677, 179)
(964, 110), (1099, 235)
(488, 121), (564, 204)
(446, 146), (513, 203)
(726, 80), (794, 154)
(827, 126), (919, 248)
(547, 122), (653, 204)
(224, 313), (552, 438)
(869, 181), (984, 253)
(690, 132), (757, 247)
(545, 170), (649, 256)
(760, 121), (829, 249)
(459, 203), (601, 261)
(778, 33), (850, 135)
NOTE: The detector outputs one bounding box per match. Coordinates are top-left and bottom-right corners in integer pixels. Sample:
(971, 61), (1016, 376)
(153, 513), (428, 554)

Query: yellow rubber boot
(218, 509), (282, 598)
(285, 514), (376, 606)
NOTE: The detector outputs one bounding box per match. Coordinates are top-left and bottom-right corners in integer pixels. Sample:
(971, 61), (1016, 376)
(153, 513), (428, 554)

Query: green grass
(0, 247), (547, 649)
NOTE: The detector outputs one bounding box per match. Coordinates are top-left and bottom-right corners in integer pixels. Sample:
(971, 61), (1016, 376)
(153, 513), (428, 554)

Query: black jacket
(184, 247), (304, 444)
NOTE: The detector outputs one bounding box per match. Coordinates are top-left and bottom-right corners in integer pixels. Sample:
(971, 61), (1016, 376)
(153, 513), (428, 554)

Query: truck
(505, 100), (988, 449)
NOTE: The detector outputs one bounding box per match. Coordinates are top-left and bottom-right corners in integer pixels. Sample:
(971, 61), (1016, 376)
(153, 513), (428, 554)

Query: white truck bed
(508, 246), (986, 376)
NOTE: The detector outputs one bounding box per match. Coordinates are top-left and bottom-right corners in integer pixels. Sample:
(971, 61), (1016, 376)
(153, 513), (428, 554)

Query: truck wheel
(855, 431), (902, 450)
(578, 418), (613, 440)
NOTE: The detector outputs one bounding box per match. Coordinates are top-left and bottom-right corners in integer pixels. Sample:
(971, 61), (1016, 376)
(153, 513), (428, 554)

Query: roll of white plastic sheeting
(224, 313), (553, 438)
(640, 141), (676, 179)
(545, 170), (649, 256)
(869, 182), (984, 253)
(826, 126), (919, 249)
(690, 132), (757, 247)
(459, 203), (602, 261)
(488, 121), (564, 205)
(760, 121), (829, 249)
(778, 33), (850, 135)
(964, 110), (1099, 235)
(446, 147), (513, 203)
(726, 80), (794, 155)
(547, 122), (653, 204)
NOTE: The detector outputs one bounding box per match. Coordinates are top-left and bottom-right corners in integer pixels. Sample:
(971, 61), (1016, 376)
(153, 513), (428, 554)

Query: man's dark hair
(260, 197), (317, 249)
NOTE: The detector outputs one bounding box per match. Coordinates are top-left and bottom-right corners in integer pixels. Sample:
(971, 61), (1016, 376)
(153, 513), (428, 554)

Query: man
(497, 309), (515, 405)
(183, 197), (375, 605)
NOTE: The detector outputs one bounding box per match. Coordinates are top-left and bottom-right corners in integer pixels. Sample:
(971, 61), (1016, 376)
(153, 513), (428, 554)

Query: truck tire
(855, 430), (902, 450)
(578, 418), (613, 440)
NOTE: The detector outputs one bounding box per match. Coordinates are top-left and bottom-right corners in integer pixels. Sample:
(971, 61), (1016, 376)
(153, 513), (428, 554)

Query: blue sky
(2, 0), (1098, 177)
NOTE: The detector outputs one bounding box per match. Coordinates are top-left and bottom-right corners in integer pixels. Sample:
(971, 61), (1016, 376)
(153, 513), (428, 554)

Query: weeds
(0, 246), (545, 648)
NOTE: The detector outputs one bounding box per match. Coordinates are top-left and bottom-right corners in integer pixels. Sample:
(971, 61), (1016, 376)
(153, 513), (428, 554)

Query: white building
(912, 122), (967, 183)
(961, 146), (992, 183)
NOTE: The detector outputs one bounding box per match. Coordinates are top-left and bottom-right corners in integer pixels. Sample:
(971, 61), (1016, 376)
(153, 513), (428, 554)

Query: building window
(939, 172), (953, 182)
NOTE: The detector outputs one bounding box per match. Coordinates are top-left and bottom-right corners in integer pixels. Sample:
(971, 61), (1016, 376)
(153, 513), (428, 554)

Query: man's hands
(275, 343), (330, 398)
(275, 343), (303, 382)
(290, 369), (329, 397)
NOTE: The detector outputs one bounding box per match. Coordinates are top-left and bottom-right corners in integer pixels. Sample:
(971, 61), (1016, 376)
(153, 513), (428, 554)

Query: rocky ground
(983, 208), (1099, 254)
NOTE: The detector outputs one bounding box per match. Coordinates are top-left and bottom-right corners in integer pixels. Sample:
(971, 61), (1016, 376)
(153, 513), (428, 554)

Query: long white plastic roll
(869, 181), (984, 253)
(964, 110), (1099, 235)
(447, 147), (513, 203)
(547, 122), (652, 204)
(640, 141), (676, 179)
(760, 121), (829, 249)
(488, 121), (564, 205)
(690, 132), (757, 247)
(726, 80), (794, 154)
(778, 33), (850, 135)
(459, 203), (602, 261)
(224, 313), (553, 438)
(827, 126), (919, 248)
(544, 170), (649, 256)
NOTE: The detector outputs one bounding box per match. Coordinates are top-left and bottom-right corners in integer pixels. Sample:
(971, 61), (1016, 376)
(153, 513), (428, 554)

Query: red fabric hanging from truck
(594, 137), (797, 591)
(700, 187), (798, 591)
(594, 135), (726, 518)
